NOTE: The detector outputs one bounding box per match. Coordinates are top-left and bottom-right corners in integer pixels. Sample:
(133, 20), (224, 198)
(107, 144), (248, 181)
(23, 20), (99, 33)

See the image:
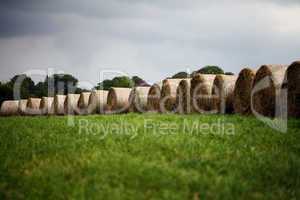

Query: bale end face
(252, 64), (288, 118)
(287, 61), (300, 118)
(191, 74), (216, 113)
(26, 98), (42, 115)
(160, 79), (183, 113)
(129, 87), (150, 113)
(77, 92), (91, 115)
(176, 79), (191, 114)
(54, 95), (66, 115)
(88, 90), (108, 114)
(233, 68), (256, 115)
(212, 75), (237, 114)
(107, 88), (131, 114)
(0, 100), (19, 116)
(147, 84), (161, 112)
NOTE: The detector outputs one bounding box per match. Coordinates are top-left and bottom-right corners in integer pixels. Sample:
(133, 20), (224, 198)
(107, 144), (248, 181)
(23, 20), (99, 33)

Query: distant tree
(8, 74), (35, 99)
(95, 79), (114, 90)
(96, 76), (134, 90)
(33, 81), (48, 97)
(112, 76), (134, 88)
(172, 72), (189, 78)
(196, 66), (224, 75)
(75, 87), (90, 94)
(225, 72), (234, 75)
(0, 82), (13, 106)
(132, 76), (149, 86)
(46, 74), (78, 95)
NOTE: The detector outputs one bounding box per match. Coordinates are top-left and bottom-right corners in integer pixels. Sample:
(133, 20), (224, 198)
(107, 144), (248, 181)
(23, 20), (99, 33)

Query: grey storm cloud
(0, 0), (299, 87)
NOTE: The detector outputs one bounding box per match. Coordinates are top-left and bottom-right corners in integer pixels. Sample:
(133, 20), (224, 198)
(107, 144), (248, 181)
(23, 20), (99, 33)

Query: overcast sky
(0, 0), (299, 87)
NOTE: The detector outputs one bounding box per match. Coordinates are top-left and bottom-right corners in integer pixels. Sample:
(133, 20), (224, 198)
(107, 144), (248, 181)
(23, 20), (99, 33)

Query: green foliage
(225, 72), (235, 75)
(96, 79), (113, 90)
(132, 76), (149, 86)
(0, 73), (83, 105)
(172, 72), (189, 78)
(0, 114), (299, 199)
(46, 74), (79, 95)
(196, 66), (224, 75)
(0, 83), (13, 106)
(8, 74), (35, 99)
(96, 76), (134, 90)
(33, 82), (48, 97)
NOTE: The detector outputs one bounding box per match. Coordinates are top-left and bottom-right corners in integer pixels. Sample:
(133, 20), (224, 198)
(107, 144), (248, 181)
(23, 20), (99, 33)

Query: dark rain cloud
(0, 0), (299, 85)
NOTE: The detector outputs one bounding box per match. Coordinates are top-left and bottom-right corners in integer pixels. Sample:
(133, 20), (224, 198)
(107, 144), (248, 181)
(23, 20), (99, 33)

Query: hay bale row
(191, 74), (216, 113)
(18, 99), (28, 115)
(160, 79), (183, 113)
(26, 98), (42, 115)
(212, 75), (238, 114)
(88, 90), (108, 114)
(1, 61), (299, 117)
(54, 95), (66, 115)
(129, 86), (151, 113)
(147, 82), (162, 112)
(40, 97), (54, 115)
(0, 100), (19, 116)
(107, 87), (132, 114)
(77, 92), (91, 115)
(252, 64), (288, 118)
(176, 79), (191, 114)
(287, 61), (300, 118)
(233, 68), (256, 115)
(64, 94), (80, 115)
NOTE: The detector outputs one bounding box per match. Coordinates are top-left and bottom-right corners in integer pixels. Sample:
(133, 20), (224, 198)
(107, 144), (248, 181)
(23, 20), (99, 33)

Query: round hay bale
(26, 98), (42, 115)
(0, 100), (19, 116)
(191, 74), (216, 113)
(107, 87), (132, 114)
(252, 64), (288, 117)
(160, 79), (184, 113)
(88, 90), (108, 114)
(53, 95), (66, 115)
(40, 97), (54, 115)
(287, 61), (300, 118)
(147, 82), (162, 112)
(212, 75), (238, 114)
(233, 68), (256, 115)
(129, 86), (150, 113)
(176, 79), (192, 114)
(64, 94), (80, 115)
(18, 99), (28, 115)
(76, 92), (91, 115)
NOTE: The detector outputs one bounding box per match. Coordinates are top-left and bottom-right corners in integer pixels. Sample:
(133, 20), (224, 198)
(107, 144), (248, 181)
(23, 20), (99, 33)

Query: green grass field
(0, 114), (300, 199)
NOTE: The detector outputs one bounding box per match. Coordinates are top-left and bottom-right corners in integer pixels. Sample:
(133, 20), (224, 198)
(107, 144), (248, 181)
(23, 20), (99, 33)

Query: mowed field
(0, 114), (300, 199)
